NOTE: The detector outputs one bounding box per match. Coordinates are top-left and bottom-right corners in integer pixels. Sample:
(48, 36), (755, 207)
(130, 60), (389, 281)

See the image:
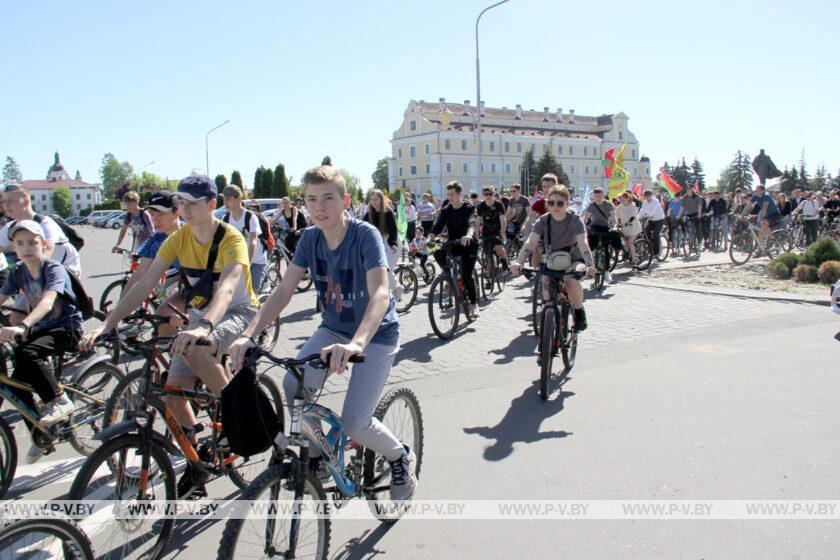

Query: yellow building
(389, 98), (651, 197)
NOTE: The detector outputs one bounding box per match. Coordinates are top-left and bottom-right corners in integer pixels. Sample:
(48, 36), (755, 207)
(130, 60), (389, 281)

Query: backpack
(223, 210), (276, 252)
(220, 364), (283, 457)
(36, 214), (85, 251)
(16, 261), (95, 321)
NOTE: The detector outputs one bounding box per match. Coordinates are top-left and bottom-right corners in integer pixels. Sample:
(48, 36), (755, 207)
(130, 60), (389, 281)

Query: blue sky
(2, 0), (837, 189)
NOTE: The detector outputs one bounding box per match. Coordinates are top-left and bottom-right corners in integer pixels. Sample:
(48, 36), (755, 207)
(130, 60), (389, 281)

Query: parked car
(93, 211), (123, 227)
(66, 216), (87, 224)
(88, 210), (118, 225)
(244, 198), (282, 213)
(104, 212), (127, 229)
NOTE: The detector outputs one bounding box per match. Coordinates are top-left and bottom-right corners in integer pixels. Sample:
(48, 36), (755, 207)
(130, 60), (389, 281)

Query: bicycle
(610, 229), (653, 271)
(504, 223), (524, 261)
(69, 335), (284, 560)
(728, 215), (792, 266)
(216, 347), (423, 560)
(589, 231), (615, 292)
(0, 336), (123, 499)
(680, 217), (702, 257)
(263, 228), (313, 294)
(639, 218), (670, 262)
(479, 236), (508, 297)
(708, 216), (729, 252)
(524, 266), (584, 401)
(426, 240), (483, 340)
(0, 513), (94, 560)
(405, 250), (435, 285)
(392, 262), (419, 314)
(99, 247), (141, 313)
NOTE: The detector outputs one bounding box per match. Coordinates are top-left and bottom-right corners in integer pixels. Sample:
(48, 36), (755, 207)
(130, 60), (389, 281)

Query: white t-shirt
(406, 203), (417, 222)
(224, 210), (266, 265)
(0, 215), (81, 276)
(417, 201), (436, 221)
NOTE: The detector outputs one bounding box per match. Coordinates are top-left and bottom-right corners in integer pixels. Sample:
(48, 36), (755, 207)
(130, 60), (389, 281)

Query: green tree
(99, 153), (134, 200)
(2, 156), (22, 183)
(780, 166), (798, 194)
(372, 157), (389, 192)
(215, 174), (228, 193)
(519, 148), (539, 192)
(132, 171), (165, 195)
(718, 151), (753, 193)
(51, 186), (72, 217)
(260, 168), (274, 199)
(690, 157), (706, 191)
(321, 156), (332, 166)
(253, 166), (265, 198)
(231, 170), (243, 188)
(671, 158), (692, 189)
(272, 164), (290, 198)
(813, 165), (828, 190)
(340, 169), (363, 203)
(534, 151), (570, 187)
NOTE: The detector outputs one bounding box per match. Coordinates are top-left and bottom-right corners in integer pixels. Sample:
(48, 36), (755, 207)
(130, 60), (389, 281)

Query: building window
(76, 193), (81, 200)
(584, 146), (588, 156)
(425, 144), (430, 155)
(506, 163), (511, 174)
(593, 146), (599, 158)
(445, 139), (451, 150)
(87, 193), (91, 200)
(461, 139), (468, 151)
(619, 131), (623, 140)
(399, 167), (403, 177)
(504, 142), (510, 152)
(410, 120), (417, 131)
(491, 163), (496, 173)
(543, 144), (549, 154)
(571, 165), (575, 174)
(517, 142), (522, 153)
(632, 149), (637, 159)
(410, 145), (416, 157)
(42, 194), (47, 201)
(462, 163), (469, 173)
(425, 164), (430, 174)
(489, 142), (495, 152)
(558, 145), (563, 155)
(410, 165), (417, 175)
(446, 162), (452, 173)
(531, 144), (536, 153)
(569, 146), (574, 155)
(398, 148), (403, 158)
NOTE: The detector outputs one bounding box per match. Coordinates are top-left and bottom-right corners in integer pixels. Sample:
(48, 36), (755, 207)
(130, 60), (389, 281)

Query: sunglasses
(483, 192), (493, 196)
(546, 199), (566, 207)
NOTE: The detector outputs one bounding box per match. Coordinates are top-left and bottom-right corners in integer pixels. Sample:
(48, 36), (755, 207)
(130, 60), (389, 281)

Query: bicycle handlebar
(244, 347), (365, 370)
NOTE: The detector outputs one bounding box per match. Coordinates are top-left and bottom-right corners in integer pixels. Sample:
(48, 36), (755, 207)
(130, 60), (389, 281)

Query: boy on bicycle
(229, 165), (417, 504)
(0, 220), (83, 464)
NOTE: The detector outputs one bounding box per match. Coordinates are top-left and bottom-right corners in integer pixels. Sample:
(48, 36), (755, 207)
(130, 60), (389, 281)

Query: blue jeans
(250, 263), (266, 294)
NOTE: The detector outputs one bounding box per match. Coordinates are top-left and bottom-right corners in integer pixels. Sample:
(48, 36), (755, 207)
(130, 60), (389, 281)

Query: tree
(133, 171), (164, 194)
(798, 163), (810, 191)
(99, 153), (134, 200)
(260, 168), (274, 199)
(272, 164), (290, 198)
(2, 156), (22, 184)
(341, 170), (363, 203)
(657, 161), (671, 182)
(215, 174), (228, 193)
(670, 158), (692, 189)
(231, 170), (243, 188)
(780, 166), (798, 194)
(519, 148), (538, 192)
(813, 165), (828, 191)
(533, 151), (570, 188)
(690, 157), (706, 191)
(52, 186), (72, 217)
(372, 157), (389, 192)
(253, 166), (265, 198)
(321, 156), (332, 166)
(718, 151), (753, 193)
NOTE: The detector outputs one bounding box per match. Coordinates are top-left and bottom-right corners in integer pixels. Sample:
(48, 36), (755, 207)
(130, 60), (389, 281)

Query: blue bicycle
(217, 348), (424, 560)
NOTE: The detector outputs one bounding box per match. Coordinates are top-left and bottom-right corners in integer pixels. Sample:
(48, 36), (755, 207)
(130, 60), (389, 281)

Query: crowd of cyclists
(1, 166), (839, 559)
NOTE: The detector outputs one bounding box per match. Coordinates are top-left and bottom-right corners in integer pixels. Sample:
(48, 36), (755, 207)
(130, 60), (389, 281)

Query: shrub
(801, 238), (840, 268)
(767, 260), (791, 279)
(793, 264), (818, 283)
(817, 261), (840, 284)
(775, 252), (801, 271)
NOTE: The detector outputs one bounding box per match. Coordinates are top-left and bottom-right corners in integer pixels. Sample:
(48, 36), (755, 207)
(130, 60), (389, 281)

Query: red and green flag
(602, 147), (616, 178)
(658, 169), (683, 195)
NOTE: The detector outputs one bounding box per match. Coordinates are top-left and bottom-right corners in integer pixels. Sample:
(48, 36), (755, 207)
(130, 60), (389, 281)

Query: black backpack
(36, 214), (85, 251)
(16, 261), (95, 321)
(220, 365), (283, 457)
(223, 210), (276, 252)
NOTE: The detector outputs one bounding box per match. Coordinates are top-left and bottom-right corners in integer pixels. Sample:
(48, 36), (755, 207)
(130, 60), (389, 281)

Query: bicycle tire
(99, 278), (128, 313)
(428, 275), (459, 340)
(68, 433), (176, 560)
(394, 266), (418, 314)
(472, 267), (485, 304)
(657, 234), (670, 261)
(296, 270), (313, 293)
(481, 255), (496, 297)
(0, 416), (16, 500)
(0, 514), (94, 560)
(531, 275), (541, 336)
(561, 302), (578, 370)
(67, 361), (125, 456)
(494, 254), (507, 293)
(729, 231), (755, 265)
(634, 238), (653, 271)
(364, 386), (424, 523)
(102, 369), (172, 442)
(592, 246), (605, 290)
(772, 229), (793, 254)
(539, 308), (555, 401)
(217, 464), (330, 560)
(608, 246), (620, 272)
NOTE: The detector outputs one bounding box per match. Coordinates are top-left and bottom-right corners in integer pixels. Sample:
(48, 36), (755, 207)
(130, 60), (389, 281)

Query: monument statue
(752, 149), (782, 186)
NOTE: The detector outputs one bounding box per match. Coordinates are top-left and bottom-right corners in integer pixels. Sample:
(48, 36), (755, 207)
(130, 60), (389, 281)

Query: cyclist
(667, 191), (683, 247)
(505, 183), (530, 241)
(678, 187), (703, 249)
(0, 220), (83, 463)
(705, 190), (729, 246)
(429, 181), (480, 319)
(582, 187), (617, 283)
(404, 192), (417, 240)
(113, 191), (154, 253)
(475, 185), (509, 272)
(793, 191), (820, 246)
(417, 192), (436, 239)
(228, 165), (417, 503)
(823, 190), (840, 227)
(409, 226), (430, 269)
(222, 185), (268, 293)
(82, 174), (259, 498)
(270, 197), (300, 254)
(638, 189), (666, 257)
(510, 185), (595, 332)
(616, 191), (642, 266)
(524, 174), (561, 267)
(364, 189), (401, 299)
(743, 184), (782, 252)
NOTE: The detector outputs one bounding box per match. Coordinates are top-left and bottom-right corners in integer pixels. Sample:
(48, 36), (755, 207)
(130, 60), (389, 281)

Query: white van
(86, 210), (118, 225)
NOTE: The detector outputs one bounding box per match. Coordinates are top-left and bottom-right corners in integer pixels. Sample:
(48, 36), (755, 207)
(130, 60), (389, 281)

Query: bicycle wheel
(364, 387), (424, 523)
(539, 308), (556, 402)
(0, 416), (16, 500)
(729, 231), (755, 265)
(505, 237), (519, 261)
(634, 238), (653, 271)
(531, 275), (541, 336)
(772, 229), (793, 254)
(494, 254), (507, 293)
(0, 514), (94, 560)
(99, 278), (127, 313)
(68, 433), (176, 560)
(592, 247), (605, 291)
(657, 233), (670, 261)
(427, 275), (459, 340)
(257, 294), (281, 351)
(67, 361), (124, 456)
(421, 262), (435, 284)
(561, 302), (578, 369)
(228, 374), (285, 489)
(102, 370), (172, 441)
(608, 246), (620, 272)
(394, 266), (418, 314)
(472, 267), (485, 303)
(217, 464), (330, 560)
(481, 255), (496, 297)
(296, 269), (313, 293)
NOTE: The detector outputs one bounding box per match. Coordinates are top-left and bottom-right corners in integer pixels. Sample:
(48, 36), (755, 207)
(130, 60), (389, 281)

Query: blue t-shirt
(1, 259), (83, 333)
(668, 199), (682, 217)
(751, 193), (780, 217)
(292, 218), (399, 346)
(136, 231), (181, 277)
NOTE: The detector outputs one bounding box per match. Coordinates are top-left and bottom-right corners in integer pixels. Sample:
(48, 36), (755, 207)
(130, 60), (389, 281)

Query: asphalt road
(3, 224), (839, 559)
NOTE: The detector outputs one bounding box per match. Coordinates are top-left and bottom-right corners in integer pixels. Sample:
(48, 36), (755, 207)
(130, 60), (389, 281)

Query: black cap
(145, 190), (175, 211)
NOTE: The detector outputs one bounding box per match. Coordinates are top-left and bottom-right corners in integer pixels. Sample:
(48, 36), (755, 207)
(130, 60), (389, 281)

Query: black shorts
(764, 214), (781, 229)
(482, 234), (503, 248)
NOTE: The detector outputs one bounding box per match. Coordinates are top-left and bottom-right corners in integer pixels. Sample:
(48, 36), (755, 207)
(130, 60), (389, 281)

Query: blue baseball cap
(175, 174), (217, 202)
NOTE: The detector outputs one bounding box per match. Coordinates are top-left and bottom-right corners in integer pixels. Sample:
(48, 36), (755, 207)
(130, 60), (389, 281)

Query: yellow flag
(607, 144), (629, 198)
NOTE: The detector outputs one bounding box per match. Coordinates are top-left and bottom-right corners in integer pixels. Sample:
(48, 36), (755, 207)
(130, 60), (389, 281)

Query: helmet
(832, 280), (840, 314)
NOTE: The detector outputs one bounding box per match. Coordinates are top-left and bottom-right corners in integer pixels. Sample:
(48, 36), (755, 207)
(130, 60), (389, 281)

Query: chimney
(543, 107), (550, 122)
(479, 101), (486, 117)
(439, 97), (446, 112)
(515, 104), (523, 120)
(569, 109), (575, 124)
(556, 108), (563, 122)
(464, 100), (471, 115)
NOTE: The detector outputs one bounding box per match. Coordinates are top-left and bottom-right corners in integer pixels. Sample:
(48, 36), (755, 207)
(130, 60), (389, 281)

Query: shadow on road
(487, 328), (533, 365)
(332, 523), (393, 560)
(396, 327), (475, 365)
(463, 380), (574, 461)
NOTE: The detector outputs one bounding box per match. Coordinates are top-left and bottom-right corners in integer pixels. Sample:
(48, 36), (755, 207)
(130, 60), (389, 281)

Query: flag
(396, 194), (408, 241)
(693, 179), (700, 192)
(602, 147), (616, 178)
(606, 144), (630, 198)
(659, 169), (684, 195)
(614, 144), (626, 170)
(631, 183), (643, 197)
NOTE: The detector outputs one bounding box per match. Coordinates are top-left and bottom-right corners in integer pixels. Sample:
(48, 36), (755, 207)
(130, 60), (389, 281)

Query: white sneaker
(25, 444), (45, 465)
(470, 304), (481, 319)
(393, 286), (405, 302)
(40, 393), (74, 425)
(604, 271), (615, 284)
(389, 445), (417, 503)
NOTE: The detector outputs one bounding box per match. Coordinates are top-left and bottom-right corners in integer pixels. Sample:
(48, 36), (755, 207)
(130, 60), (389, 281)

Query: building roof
(21, 179), (98, 191)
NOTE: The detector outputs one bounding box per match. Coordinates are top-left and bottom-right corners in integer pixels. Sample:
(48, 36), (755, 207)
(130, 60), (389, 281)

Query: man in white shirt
(637, 189), (666, 257)
(222, 185), (267, 293)
(417, 193), (436, 239)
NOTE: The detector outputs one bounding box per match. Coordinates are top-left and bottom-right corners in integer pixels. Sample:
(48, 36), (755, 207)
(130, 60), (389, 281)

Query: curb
(620, 277), (830, 306)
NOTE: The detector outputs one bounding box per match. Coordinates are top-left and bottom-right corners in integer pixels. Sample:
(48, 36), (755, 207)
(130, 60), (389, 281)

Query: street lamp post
(205, 120), (230, 179)
(475, 0), (510, 193)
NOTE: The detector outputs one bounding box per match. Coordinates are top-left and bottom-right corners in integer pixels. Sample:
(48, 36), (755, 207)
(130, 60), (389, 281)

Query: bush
(767, 260), (791, 279)
(802, 238), (840, 268)
(793, 264), (818, 283)
(775, 252), (801, 271)
(817, 261), (840, 284)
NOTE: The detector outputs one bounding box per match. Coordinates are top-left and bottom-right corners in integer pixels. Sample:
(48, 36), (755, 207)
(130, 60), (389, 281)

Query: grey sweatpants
(284, 327), (404, 462)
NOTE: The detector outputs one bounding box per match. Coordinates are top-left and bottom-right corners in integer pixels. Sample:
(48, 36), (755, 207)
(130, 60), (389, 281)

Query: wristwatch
(198, 318), (214, 331)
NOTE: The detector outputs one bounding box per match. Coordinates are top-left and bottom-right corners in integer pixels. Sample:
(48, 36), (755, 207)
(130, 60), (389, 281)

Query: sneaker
(177, 465), (208, 500)
(389, 445), (417, 503)
(604, 271), (615, 284)
(470, 304), (481, 320)
(40, 393), (74, 425)
(25, 444), (45, 465)
(574, 308), (588, 332)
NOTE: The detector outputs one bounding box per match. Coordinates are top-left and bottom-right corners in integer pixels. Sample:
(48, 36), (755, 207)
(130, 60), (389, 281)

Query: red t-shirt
(531, 197), (547, 216)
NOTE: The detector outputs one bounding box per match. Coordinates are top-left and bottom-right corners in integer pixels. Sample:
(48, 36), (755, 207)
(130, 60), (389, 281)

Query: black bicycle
(0, 513), (94, 560)
(479, 236), (508, 297)
(427, 240), (482, 340)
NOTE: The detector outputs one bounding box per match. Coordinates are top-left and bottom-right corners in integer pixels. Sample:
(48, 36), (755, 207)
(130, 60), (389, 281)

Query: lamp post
(205, 120), (230, 179)
(475, 0), (510, 192)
